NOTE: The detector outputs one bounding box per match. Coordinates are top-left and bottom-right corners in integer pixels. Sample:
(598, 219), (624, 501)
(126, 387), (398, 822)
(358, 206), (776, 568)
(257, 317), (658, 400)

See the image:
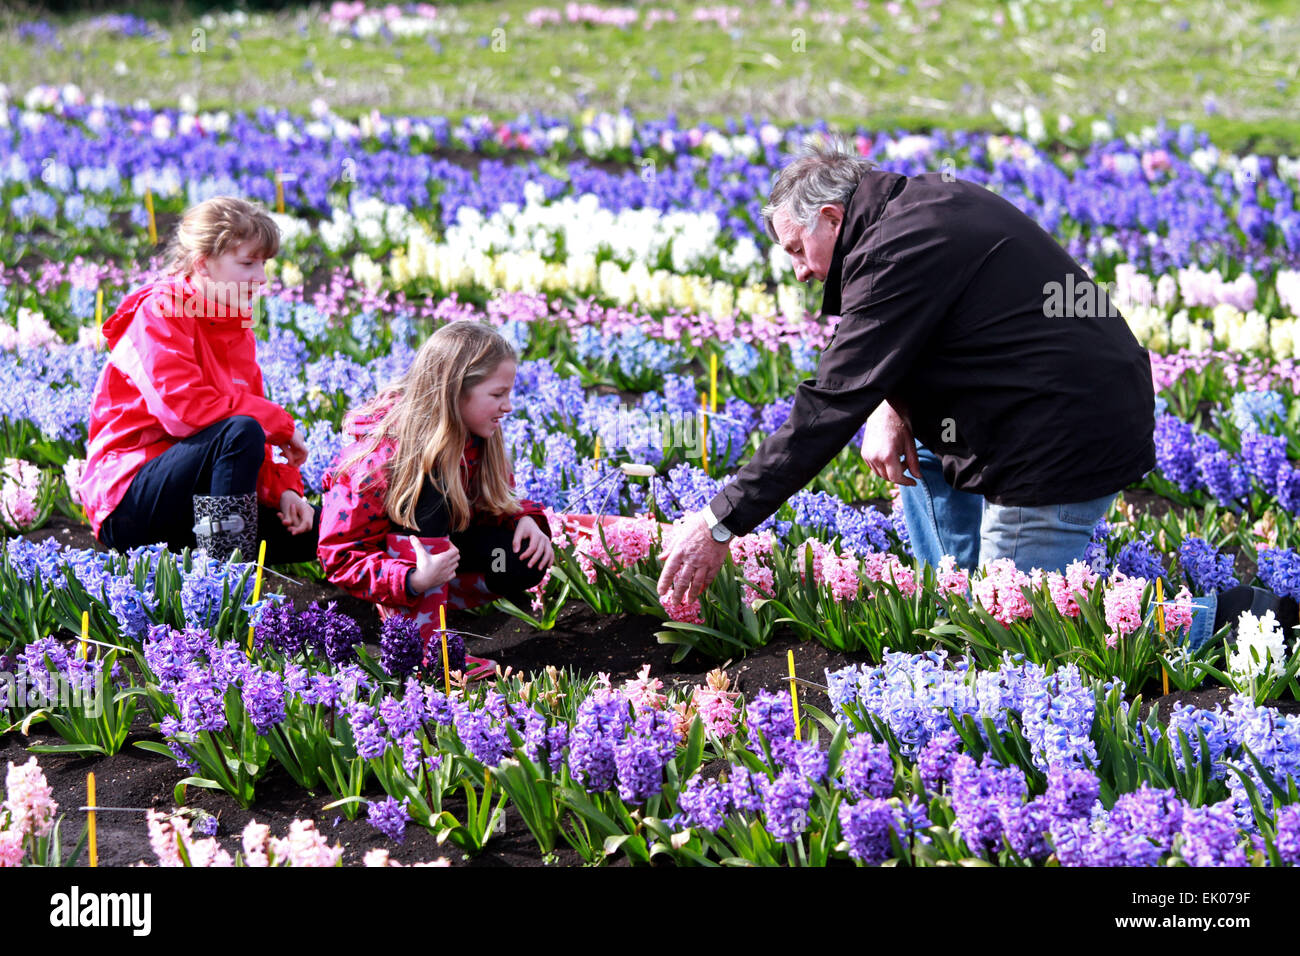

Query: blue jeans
(899, 441), (1219, 649)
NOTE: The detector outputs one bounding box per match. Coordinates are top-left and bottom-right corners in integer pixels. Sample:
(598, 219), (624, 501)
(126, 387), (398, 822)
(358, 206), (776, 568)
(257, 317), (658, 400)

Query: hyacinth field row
(3, 80), (1300, 870)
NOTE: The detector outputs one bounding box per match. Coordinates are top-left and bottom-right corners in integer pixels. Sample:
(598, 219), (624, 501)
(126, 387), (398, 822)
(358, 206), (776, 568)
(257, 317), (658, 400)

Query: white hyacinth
(1228, 610), (1289, 685)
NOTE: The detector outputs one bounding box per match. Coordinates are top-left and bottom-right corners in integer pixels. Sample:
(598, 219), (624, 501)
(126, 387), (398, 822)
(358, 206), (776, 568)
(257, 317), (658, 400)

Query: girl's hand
(278, 491), (315, 535)
(513, 516), (554, 570)
(278, 426), (308, 468)
(410, 536), (460, 592)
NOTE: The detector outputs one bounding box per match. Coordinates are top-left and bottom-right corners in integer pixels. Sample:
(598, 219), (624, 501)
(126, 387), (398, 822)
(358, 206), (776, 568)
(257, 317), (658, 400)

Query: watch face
(711, 524), (731, 542)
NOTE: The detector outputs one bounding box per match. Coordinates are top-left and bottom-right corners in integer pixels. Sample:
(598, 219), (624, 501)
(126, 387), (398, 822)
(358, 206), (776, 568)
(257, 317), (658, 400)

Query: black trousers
(396, 473), (547, 603)
(99, 415), (320, 565)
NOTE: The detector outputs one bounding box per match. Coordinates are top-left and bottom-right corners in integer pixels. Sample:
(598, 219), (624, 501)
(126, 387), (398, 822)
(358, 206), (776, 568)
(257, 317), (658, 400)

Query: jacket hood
(101, 276), (183, 347)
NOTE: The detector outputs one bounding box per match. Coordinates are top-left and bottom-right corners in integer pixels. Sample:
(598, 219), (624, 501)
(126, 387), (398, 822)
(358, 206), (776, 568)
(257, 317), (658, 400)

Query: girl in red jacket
(318, 321), (553, 677)
(80, 196), (318, 563)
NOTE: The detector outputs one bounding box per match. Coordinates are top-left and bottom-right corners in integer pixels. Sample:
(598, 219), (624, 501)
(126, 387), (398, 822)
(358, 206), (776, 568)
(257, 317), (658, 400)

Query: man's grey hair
(761, 134), (876, 243)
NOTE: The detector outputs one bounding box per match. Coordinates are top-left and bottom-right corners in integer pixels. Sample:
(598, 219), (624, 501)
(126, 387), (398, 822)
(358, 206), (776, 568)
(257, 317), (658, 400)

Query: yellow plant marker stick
(247, 540), (268, 652)
(95, 289), (104, 346)
(699, 394), (708, 474)
(275, 170), (285, 215)
(709, 352), (718, 413)
(144, 189), (157, 245)
(440, 604), (451, 697)
(87, 773), (98, 867)
(787, 649), (801, 742)
(594, 435), (600, 460)
(1156, 578), (1169, 696)
(80, 610), (89, 659)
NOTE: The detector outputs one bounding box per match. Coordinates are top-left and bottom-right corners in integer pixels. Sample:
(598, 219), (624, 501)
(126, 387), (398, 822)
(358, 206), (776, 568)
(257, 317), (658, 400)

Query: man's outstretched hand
(657, 511), (731, 606)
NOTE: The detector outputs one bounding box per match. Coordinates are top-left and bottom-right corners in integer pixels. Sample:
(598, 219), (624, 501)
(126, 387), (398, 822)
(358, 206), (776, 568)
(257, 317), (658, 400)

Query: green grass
(2, 0), (1299, 152)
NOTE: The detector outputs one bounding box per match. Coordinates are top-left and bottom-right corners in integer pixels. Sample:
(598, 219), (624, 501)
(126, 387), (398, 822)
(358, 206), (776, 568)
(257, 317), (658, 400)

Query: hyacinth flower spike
(377, 534), (496, 681)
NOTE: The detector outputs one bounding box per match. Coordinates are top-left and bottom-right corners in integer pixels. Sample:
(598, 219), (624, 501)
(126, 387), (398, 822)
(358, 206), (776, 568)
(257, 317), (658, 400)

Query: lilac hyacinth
(379, 615), (423, 680)
(726, 765), (764, 815)
(676, 774), (731, 832)
(1177, 802), (1247, 867)
(567, 691), (632, 793)
(1017, 663), (1097, 771)
(1178, 537), (1239, 592)
(452, 701), (513, 767)
(760, 770), (813, 844)
(917, 730), (962, 790)
(614, 711), (677, 804)
(522, 707), (568, 774)
(999, 797), (1053, 863)
(345, 701), (389, 761)
(1257, 547), (1300, 601)
(1164, 703), (1234, 778)
(102, 574), (157, 641)
(1273, 803), (1300, 864)
(1107, 784), (1185, 851)
(368, 796), (412, 844)
(837, 798), (904, 865)
(837, 736), (895, 800)
(948, 753), (1027, 857)
(1230, 390), (1286, 434)
(768, 738), (829, 783)
(241, 669), (287, 735)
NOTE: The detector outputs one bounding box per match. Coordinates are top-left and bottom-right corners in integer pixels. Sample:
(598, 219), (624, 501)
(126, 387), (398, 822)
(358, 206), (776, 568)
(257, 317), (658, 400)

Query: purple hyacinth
(999, 797), (1053, 863)
(567, 691), (632, 793)
(1043, 764), (1101, 821)
(746, 688), (796, 750)
(917, 730), (962, 790)
(1115, 533), (1166, 581)
(1154, 415), (1202, 493)
(240, 669), (286, 735)
(837, 736), (895, 800)
(770, 738), (829, 783)
(424, 629), (467, 681)
(368, 795), (412, 844)
(614, 711), (677, 804)
(837, 798), (903, 865)
(726, 765), (764, 814)
(253, 600), (309, 658)
(1273, 803), (1300, 864)
(1257, 547), (1300, 601)
(677, 774), (732, 832)
(760, 770), (813, 844)
(1178, 537), (1240, 592)
(451, 701), (513, 767)
(1193, 434), (1251, 507)
(379, 615), (423, 679)
(302, 601), (362, 666)
(1177, 802), (1247, 867)
(948, 753), (1027, 857)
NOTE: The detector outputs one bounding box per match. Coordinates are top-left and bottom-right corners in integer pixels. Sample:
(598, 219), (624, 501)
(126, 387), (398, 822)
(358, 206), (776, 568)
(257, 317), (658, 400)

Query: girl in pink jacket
(80, 196), (317, 563)
(318, 321), (554, 678)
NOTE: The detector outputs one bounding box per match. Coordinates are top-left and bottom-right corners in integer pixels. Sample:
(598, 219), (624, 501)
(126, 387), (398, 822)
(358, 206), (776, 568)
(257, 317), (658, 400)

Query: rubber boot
(1213, 585), (1300, 643)
(192, 492), (258, 562)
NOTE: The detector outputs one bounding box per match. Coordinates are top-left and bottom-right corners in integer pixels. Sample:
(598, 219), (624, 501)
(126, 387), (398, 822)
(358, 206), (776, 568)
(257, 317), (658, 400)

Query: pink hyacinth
(1162, 585), (1196, 637)
(1103, 572), (1148, 646)
(4, 758), (55, 840)
(660, 591), (704, 625)
(822, 552), (863, 601)
(972, 558), (1034, 626)
(692, 668), (740, 737)
(934, 555), (970, 596)
(792, 538), (832, 585)
(623, 664), (667, 714)
(0, 829), (24, 867)
(1, 458), (42, 529)
(363, 848), (451, 867)
(1045, 560), (1098, 618)
(268, 819), (344, 867)
(145, 810), (232, 867)
(242, 820), (272, 867)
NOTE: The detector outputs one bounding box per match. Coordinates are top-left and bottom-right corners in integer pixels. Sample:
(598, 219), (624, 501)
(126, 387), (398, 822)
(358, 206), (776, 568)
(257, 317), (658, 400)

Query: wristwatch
(703, 504), (734, 543)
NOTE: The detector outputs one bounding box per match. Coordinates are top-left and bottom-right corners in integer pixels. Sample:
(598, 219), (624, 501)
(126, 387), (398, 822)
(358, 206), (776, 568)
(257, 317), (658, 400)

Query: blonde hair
(336, 322), (523, 532)
(164, 196), (281, 276)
